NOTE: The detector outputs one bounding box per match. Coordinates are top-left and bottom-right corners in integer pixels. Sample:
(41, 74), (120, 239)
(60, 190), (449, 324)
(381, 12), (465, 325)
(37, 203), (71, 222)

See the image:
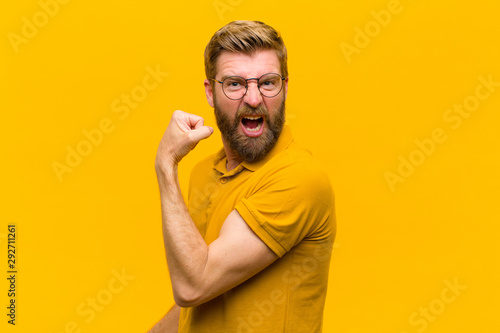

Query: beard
(214, 95), (286, 163)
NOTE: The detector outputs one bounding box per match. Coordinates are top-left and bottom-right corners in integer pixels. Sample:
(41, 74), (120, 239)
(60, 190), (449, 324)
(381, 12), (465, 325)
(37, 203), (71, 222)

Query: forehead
(215, 49), (281, 78)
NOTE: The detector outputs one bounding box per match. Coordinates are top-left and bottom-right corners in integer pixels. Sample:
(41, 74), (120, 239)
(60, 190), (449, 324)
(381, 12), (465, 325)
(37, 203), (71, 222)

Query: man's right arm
(148, 304), (181, 333)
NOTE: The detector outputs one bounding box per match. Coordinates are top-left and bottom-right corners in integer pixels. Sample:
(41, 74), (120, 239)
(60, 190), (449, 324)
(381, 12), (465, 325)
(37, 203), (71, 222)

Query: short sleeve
(235, 153), (334, 258)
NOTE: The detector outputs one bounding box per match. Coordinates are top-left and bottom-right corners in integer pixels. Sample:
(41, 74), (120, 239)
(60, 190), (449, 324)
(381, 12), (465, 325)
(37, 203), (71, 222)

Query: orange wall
(1, 0), (499, 332)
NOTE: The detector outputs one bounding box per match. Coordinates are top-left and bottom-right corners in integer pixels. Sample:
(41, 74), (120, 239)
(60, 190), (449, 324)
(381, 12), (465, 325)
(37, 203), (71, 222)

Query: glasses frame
(211, 73), (286, 100)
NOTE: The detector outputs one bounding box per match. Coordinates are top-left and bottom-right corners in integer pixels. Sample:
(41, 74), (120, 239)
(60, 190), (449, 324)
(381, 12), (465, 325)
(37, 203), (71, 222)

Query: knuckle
(186, 131), (196, 141)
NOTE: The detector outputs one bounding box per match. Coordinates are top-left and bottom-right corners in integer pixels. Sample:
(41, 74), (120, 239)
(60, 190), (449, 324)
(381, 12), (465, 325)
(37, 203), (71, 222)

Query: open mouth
(240, 116), (265, 137)
(241, 116), (264, 132)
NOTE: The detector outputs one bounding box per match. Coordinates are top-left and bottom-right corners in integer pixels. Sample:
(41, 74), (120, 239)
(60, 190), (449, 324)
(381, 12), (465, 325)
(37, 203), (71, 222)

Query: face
(204, 50), (288, 163)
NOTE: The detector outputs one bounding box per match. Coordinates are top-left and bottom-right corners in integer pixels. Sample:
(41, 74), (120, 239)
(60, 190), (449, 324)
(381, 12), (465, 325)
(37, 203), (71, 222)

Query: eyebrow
(220, 74), (244, 80)
(219, 73), (280, 81)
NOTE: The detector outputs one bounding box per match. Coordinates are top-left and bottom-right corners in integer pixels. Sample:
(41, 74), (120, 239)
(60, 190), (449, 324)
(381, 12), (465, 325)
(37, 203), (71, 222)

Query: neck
(221, 136), (243, 172)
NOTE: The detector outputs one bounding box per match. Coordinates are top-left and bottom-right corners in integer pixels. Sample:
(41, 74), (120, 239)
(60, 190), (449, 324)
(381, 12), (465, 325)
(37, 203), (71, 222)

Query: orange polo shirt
(178, 125), (336, 333)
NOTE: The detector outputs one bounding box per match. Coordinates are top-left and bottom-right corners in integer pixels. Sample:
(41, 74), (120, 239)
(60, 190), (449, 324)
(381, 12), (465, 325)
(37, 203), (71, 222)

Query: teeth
(245, 122), (262, 132)
(243, 116), (262, 120)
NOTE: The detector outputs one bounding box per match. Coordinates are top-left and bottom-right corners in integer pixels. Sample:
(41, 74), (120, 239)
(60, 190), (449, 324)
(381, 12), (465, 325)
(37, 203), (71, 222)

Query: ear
(204, 79), (214, 108)
(283, 77), (289, 100)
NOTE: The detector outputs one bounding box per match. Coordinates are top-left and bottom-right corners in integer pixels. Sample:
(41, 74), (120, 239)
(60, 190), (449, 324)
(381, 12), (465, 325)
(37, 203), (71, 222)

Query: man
(150, 20), (336, 333)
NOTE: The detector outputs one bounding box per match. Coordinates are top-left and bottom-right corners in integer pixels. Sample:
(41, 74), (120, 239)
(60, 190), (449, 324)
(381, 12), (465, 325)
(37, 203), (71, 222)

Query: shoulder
(187, 153), (218, 196)
(191, 153), (215, 175)
(237, 142), (335, 252)
(257, 142), (334, 205)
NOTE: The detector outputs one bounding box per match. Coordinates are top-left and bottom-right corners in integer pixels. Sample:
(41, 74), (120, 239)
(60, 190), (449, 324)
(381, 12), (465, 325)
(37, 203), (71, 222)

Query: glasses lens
(258, 74), (282, 97)
(223, 76), (247, 99)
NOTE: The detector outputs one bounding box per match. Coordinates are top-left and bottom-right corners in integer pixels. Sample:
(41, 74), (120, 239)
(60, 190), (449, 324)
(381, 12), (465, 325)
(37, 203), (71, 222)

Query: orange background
(1, 0), (499, 332)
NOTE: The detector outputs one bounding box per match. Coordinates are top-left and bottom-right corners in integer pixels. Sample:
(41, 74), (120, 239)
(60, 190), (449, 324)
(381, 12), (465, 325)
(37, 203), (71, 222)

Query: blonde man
(150, 21), (336, 333)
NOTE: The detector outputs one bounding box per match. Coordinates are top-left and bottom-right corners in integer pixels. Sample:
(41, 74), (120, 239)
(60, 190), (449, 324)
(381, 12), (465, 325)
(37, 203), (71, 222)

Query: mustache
(235, 105), (269, 120)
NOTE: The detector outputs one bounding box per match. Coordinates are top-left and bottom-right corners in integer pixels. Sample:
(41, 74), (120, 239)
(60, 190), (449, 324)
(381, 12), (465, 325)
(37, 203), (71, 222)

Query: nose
(242, 80), (263, 108)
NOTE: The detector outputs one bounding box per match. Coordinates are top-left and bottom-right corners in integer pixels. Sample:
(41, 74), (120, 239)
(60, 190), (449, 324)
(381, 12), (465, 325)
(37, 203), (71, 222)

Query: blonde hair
(204, 20), (288, 80)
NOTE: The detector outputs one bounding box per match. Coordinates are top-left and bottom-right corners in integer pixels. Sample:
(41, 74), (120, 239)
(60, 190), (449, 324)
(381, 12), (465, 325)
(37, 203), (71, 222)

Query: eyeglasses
(211, 73), (286, 100)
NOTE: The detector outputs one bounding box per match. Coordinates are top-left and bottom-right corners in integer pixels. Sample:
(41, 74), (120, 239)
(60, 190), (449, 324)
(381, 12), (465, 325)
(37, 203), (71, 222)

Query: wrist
(155, 159), (178, 182)
(155, 155), (177, 173)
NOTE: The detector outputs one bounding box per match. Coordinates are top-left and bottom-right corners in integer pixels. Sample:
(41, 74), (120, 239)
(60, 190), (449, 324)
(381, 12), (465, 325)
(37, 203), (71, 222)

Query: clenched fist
(155, 110), (213, 171)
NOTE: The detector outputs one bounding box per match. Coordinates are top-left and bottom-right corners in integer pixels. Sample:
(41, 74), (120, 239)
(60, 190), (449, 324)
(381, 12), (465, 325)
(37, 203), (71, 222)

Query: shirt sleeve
(235, 155), (335, 258)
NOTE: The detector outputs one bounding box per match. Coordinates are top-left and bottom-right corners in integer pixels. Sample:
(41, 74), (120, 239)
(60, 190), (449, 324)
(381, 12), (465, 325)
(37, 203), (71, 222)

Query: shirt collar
(213, 125), (294, 175)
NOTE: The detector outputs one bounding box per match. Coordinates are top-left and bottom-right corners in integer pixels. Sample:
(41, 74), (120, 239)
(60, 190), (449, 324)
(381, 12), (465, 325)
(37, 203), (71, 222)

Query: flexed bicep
(175, 210), (278, 307)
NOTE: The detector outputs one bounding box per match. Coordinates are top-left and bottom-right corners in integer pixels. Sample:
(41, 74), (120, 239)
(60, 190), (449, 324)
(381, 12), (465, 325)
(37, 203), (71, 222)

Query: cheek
(217, 99), (243, 117)
(266, 97), (284, 114)
(215, 99), (239, 122)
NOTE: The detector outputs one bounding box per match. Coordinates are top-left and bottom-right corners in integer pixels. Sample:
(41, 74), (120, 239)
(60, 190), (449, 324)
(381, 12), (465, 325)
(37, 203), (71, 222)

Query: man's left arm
(155, 110), (278, 308)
